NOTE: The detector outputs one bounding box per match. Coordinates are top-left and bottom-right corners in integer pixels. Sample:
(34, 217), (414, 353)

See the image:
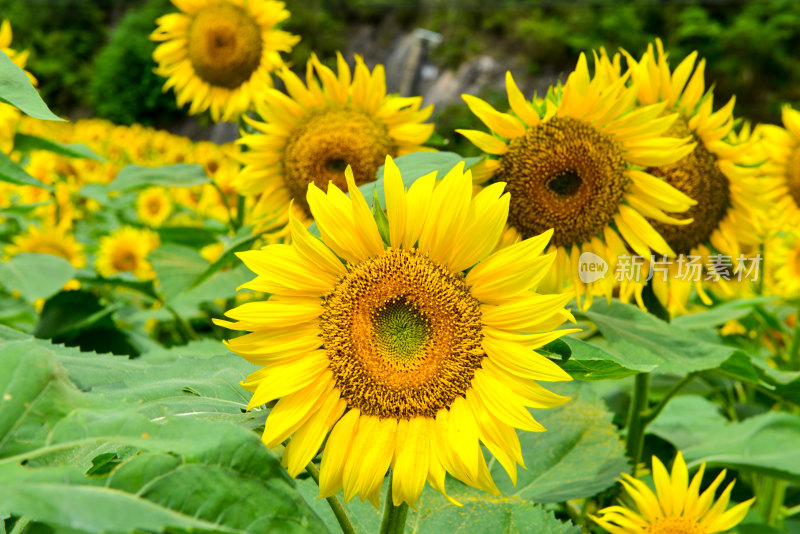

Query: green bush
(88, 0), (184, 126)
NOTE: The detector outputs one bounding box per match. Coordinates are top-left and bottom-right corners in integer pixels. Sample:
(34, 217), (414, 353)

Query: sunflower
(5, 224), (86, 268)
(236, 53), (434, 232)
(765, 231), (800, 299)
(151, 0), (299, 122)
(458, 52), (696, 309)
(619, 40), (764, 314)
(217, 156), (577, 507)
(759, 105), (800, 228)
(136, 186), (173, 227)
(592, 451), (754, 534)
(96, 226), (160, 280)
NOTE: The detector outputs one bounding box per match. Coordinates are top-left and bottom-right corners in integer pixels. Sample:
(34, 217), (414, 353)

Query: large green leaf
(492, 383), (629, 502)
(0, 331), (327, 533)
(577, 300), (741, 375)
(648, 395), (800, 483)
(13, 133), (103, 161)
(150, 244), (210, 301)
(553, 336), (645, 380)
(671, 297), (776, 330)
(0, 49), (62, 121)
(0, 253), (76, 302)
(108, 163), (209, 191)
(0, 151), (51, 189)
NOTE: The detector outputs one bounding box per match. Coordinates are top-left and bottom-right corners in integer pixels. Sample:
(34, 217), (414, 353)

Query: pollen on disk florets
(284, 109), (394, 215)
(646, 118), (731, 255)
(494, 117), (629, 247)
(320, 248), (484, 419)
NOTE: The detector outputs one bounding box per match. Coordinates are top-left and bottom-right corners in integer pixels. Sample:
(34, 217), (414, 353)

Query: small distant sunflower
(151, 0), (299, 122)
(592, 451), (754, 534)
(459, 52), (695, 308)
(136, 186), (173, 227)
(5, 225), (86, 268)
(759, 105), (800, 228)
(620, 40), (764, 314)
(96, 226), (160, 280)
(237, 53), (434, 231)
(218, 156), (576, 507)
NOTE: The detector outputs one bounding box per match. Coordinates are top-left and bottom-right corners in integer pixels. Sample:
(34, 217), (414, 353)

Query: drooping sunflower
(5, 224), (86, 268)
(236, 53), (434, 232)
(217, 156), (577, 507)
(759, 105), (800, 228)
(96, 226), (160, 280)
(150, 0), (299, 122)
(592, 451), (754, 534)
(619, 40), (765, 314)
(458, 52), (696, 308)
(136, 186), (173, 227)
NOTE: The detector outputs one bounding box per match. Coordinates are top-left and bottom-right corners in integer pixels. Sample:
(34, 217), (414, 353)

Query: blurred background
(4, 0), (798, 154)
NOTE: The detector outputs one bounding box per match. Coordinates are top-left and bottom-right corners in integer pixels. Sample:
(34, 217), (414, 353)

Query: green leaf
(13, 133), (104, 161)
(0, 151), (52, 189)
(577, 300), (741, 375)
(108, 164), (209, 191)
(34, 290), (118, 340)
(492, 383), (629, 502)
(0, 253), (76, 302)
(156, 226), (219, 248)
(671, 297), (776, 330)
(647, 395), (728, 451)
(0, 333), (328, 533)
(149, 244), (209, 301)
(0, 49), (62, 121)
(555, 336), (644, 380)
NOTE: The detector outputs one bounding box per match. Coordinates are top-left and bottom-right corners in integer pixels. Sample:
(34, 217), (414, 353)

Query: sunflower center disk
(647, 118), (730, 254)
(320, 248), (484, 419)
(494, 117), (628, 247)
(187, 3), (263, 88)
(787, 146), (800, 210)
(284, 109), (394, 215)
(646, 516), (705, 534)
(114, 251), (137, 272)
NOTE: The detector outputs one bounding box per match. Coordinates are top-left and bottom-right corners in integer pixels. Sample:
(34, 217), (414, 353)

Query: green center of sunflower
(187, 3), (263, 89)
(787, 146), (800, 210)
(320, 248), (484, 419)
(284, 108), (394, 216)
(646, 516), (705, 534)
(493, 116), (628, 247)
(647, 117), (730, 255)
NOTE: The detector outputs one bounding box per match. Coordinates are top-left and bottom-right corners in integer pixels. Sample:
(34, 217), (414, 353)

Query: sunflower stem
(788, 302), (800, 369)
(379, 473), (409, 534)
(166, 304), (198, 342)
(760, 476), (787, 527)
(625, 372), (650, 475)
(234, 194), (246, 231)
(305, 462), (357, 534)
(642, 372), (697, 424)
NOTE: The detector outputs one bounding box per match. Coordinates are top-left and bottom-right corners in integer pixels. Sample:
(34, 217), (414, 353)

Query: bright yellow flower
(237, 53), (434, 233)
(5, 225), (86, 268)
(459, 52), (696, 309)
(759, 105), (800, 229)
(619, 40), (765, 315)
(96, 226), (160, 280)
(218, 156), (576, 508)
(765, 231), (800, 299)
(136, 186), (173, 227)
(151, 0), (299, 122)
(592, 451), (754, 534)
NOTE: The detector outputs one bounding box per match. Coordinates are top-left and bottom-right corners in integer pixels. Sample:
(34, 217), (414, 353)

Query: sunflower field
(2, 1), (800, 533)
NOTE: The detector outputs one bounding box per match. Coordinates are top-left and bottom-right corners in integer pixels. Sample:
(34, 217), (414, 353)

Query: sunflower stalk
(625, 372), (650, 474)
(379, 473), (409, 534)
(304, 462), (357, 534)
(642, 372), (698, 424)
(788, 302), (800, 369)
